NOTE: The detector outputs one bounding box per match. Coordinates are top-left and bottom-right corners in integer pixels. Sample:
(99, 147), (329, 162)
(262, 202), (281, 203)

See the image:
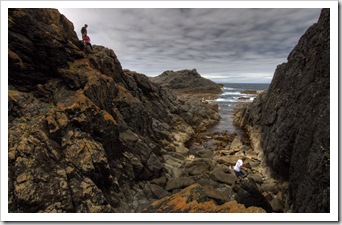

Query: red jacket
(84, 35), (91, 43)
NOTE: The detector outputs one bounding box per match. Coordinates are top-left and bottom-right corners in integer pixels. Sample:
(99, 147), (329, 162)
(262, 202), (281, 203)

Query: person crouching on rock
(83, 35), (93, 53)
(234, 159), (244, 181)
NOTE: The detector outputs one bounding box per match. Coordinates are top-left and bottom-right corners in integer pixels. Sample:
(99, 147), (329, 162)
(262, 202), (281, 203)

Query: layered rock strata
(8, 8), (220, 213)
(234, 9), (330, 213)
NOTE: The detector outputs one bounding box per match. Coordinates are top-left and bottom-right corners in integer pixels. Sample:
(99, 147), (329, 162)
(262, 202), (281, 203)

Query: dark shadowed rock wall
(234, 9), (329, 213)
(8, 8), (220, 213)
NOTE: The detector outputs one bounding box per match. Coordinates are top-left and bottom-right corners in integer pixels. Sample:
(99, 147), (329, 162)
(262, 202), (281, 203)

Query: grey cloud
(58, 8), (322, 83)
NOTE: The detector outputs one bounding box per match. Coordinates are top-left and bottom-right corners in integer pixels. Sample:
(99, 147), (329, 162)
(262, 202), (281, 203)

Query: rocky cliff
(234, 9), (330, 213)
(8, 8), (221, 213)
(150, 69), (223, 100)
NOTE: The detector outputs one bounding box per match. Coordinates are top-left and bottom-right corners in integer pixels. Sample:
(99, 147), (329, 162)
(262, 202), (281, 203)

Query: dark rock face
(150, 69), (223, 100)
(236, 178), (273, 213)
(234, 9), (329, 213)
(8, 8), (84, 91)
(8, 8), (220, 213)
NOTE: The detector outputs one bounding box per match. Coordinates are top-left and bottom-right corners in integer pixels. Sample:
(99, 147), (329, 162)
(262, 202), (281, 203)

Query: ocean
(206, 83), (270, 134)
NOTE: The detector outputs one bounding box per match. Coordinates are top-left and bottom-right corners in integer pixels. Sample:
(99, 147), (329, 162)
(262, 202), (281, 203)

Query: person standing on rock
(81, 24), (88, 51)
(234, 159), (244, 181)
(81, 24), (88, 38)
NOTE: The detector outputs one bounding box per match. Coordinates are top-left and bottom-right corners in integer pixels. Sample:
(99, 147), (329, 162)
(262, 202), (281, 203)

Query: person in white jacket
(234, 159), (244, 180)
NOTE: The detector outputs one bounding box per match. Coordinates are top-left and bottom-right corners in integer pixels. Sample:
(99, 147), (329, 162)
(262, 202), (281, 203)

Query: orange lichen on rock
(143, 184), (266, 213)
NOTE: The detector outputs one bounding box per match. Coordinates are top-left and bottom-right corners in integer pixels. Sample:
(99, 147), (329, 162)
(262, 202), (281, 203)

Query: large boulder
(236, 178), (273, 213)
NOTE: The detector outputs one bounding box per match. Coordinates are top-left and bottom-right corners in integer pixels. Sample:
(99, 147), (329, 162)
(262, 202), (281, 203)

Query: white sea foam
(216, 84), (266, 104)
(215, 96), (254, 103)
(222, 87), (237, 91)
(220, 92), (244, 96)
(215, 98), (239, 102)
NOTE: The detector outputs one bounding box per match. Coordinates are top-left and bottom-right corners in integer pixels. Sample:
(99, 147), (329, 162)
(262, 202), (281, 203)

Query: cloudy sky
(58, 7), (322, 83)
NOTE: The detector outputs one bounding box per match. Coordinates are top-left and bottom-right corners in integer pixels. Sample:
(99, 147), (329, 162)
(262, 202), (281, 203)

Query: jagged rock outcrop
(150, 69), (223, 100)
(8, 8), (84, 91)
(8, 8), (220, 213)
(234, 9), (330, 213)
